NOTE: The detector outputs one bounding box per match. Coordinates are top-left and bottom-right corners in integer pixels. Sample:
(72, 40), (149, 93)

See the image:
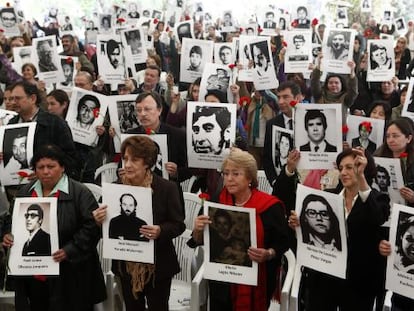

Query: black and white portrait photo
(214, 43), (234, 65)
(120, 28), (148, 74)
(97, 35), (126, 84)
(402, 78), (414, 117)
(109, 193), (149, 242)
(58, 56), (78, 88)
(12, 46), (35, 73)
(127, 2), (140, 19)
(261, 10), (278, 35)
(285, 31), (312, 73)
(152, 9), (162, 20)
(9, 197), (59, 276)
(346, 115), (385, 155)
(66, 88), (109, 147)
(0, 7), (19, 36)
(292, 6), (311, 29)
(272, 126), (293, 176)
(203, 201), (258, 286)
(198, 63), (233, 103)
(186, 102), (237, 169)
(221, 10), (235, 33)
(322, 28), (355, 74)
(296, 185), (347, 279)
(180, 38), (213, 83)
(361, 0), (371, 12)
(99, 14), (112, 34)
(372, 157), (404, 206)
(102, 183), (154, 263)
(386, 205), (414, 299)
(0, 122), (36, 186)
(248, 37), (279, 90)
(174, 20), (194, 43)
(208, 207), (252, 267)
(32, 36), (63, 84)
(295, 104), (342, 170)
(395, 17), (406, 33)
(367, 39), (395, 82)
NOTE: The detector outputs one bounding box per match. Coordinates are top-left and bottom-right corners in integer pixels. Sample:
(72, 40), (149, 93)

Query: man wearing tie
(299, 109), (337, 152)
(22, 204), (51, 256)
(264, 12), (276, 29)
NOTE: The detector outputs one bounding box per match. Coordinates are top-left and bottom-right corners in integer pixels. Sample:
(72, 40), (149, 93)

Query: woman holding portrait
(93, 136), (185, 311)
(191, 148), (289, 310)
(289, 147), (390, 310)
(2, 144), (106, 311)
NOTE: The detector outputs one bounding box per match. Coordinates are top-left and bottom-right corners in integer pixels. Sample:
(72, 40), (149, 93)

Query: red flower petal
(342, 125), (349, 134)
(34, 275), (47, 282)
(238, 96), (251, 107)
(228, 63), (236, 70)
(166, 26), (170, 32)
(239, 27), (244, 33)
(113, 154), (121, 163)
(289, 100), (298, 108)
(17, 171), (29, 178)
(93, 108), (100, 118)
(185, 15), (191, 21)
(291, 20), (298, 28)
(400, 152), (408, 158)
(0, 29), (4, 33)
(282, 41), (287, 47)
(153, 18), (159, 24)
(198, 193), (211, 200)
(312, 18), (319, 26)
(65, 57), (73, 64)
(360, 121), (372, 133)
(257, 26), (263, 33)
(117, 18), (126, 23)
(145, 128), (153, 135)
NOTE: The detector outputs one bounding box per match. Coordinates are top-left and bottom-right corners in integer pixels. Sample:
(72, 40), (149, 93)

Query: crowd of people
(0, 2), (413, 311)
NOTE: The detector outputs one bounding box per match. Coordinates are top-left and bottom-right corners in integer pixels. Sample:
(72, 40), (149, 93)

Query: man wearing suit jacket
(264, 12), (276, 29)
(22, 204), (51, 256)
(299, 109), (337, 153)
(351, 121), (377, 154)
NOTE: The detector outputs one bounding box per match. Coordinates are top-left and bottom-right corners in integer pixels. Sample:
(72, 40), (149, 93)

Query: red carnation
(185, 15), (191, 21)
(239, 96), (251, 107)
(0, 29), (4, 33)
(282, 41), (287, 47)
(400, 152), (408, 158)
(291, 20), (298, 28)
(228, 63), (236, 70)
(113, 154), (122, 163)
(145, 128), (155, 135)
(65, 57), (73, 64)
(312, 18), (319, 26)
(257, 26), (263, 33)
(166, 26), (170, 32)
(239, 27), (244, 33)
(342, 125), (349, 134)
(289, 100), (298, 108)
(363, 28), (373, 38)
(198, 193), (210, 200)
(360, 121), (372, 133)
(34, 275), (47, 282)
(117, 17), (126, 24)
(17, 171), (30, 178)
(93, 108), (100, 118)
(153, 18), (159, 24)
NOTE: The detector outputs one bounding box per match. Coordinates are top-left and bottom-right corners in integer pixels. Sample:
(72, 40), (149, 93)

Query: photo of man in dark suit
(22, 204), (51, 256)
(351, 121), (376, 154)
(264, 11), (276, 29)
(109, 193), (149, 242)
(299, 109), (337, 152)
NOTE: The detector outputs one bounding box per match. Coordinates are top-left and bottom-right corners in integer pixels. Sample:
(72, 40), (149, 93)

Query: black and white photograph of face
(124, 29), (142, 55)
(222, 11), (233, 27)
(394, 212), (414, 274)
(192, 106), (231, 155)
(106, 39), (124, 70)
(217, 45), (233, 65)
(188, 45), (203, 72)
(152, 10), (162, 20)
(127, 2), (140, 19)
(0, 7), (17, 28)
(326, 30), (350, 61)
(369, 42), (393, 71)
(75, 94), (100, 130)
(273, 130), (293, 175)
(3, 127), (29, 171)
(384, 10), (392, 21)
(396, 18), (405, 31)
(36, 39), (58, 73)
(176, 22), (192, 43)
(100, 15), (112, 32)
(60, 59), (74, 87)
(208, 207), (252, 267)
(250, 40), (271, 76)
(288, 34), (309, 61)
(117, 101), (140, 133)
(263, 11), (276, 29)
(374, 165), (391, 194)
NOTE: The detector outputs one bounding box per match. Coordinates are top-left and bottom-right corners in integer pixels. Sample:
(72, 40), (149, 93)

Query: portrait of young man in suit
(22, 204), (51, 256)
(299, 109), (337, 152)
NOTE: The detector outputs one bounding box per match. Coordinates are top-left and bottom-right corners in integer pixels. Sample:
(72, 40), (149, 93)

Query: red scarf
(219, 187), (280, 311)
(30, 189), (59, 282)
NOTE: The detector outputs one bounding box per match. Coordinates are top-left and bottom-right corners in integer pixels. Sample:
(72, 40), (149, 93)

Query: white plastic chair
(0, 291), (15, 308)
(268, 249), (296, 311)
(83, 183), (102, 202)
(94, 162), (119, 184)
(169, 229), (206, 311)
(103, 271), (125, 311)
(383, 290), (392, 311)
(180, 176), (197, 193)
(257, 170), (273, 194)
(289, 264), (303, 311)
(183, 192), (202, 231)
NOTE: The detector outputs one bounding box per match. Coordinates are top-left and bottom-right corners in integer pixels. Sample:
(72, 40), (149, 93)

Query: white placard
(198, 63), (233, 104)
(367, 39), (395, 82)
(284, 31), (313, 74)
(179, 38), (213, 83)
(346, 115), (385, 154)
(32, 36), (64, 85)
(272, 126), (294, 177)
(321, 28), (355, 74)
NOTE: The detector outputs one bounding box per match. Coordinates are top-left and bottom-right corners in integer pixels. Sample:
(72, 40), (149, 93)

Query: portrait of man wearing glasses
(22, 204), (51, 256)
(300, 194), (342, 251)
(0, 8), (17, 28)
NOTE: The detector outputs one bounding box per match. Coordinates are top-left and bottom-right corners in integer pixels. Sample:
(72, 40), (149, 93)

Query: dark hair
(250, 41), (270, 63)
(135, 91), (163, 109)
(120, 136), (158, 169)
(279, 131), (293, 149)
(376, 165), (391, 186)
(293, 34), (305, 42)
(396, 213), (414, 266)
(370, 43), (388, 69)
(22, 63), (38, 77)
(11, 81), (40, 106)
(78, 94), (100, 112)
(145, 64), (161, 77)
(119, 193), (137, 207)
(266, 11), (274, 18)
(47, 89), (69, 117)
(61, 34), (74, 42)
(367, 100), (392, 120)
(27, 204), (44, 221)
(31, 144), (67, 169)
(101, 15), (111, 26)
(336, 148), (377, 185)
(219, 45), (232, 54)
(304, 109), (327, 130)
(147, 54), (162, 68)
(190, 45), (202, 57)
(297, 6), (308, 15)
(277, 81), (302, 97)
(324, 74), (346, 93)
(107, 39), (120, 55)
(205, 89), (228, 103)
(187, 77), (202, 100)
(300, 194), (342, 251)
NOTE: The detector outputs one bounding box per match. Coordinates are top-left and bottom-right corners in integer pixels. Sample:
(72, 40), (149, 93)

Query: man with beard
(37, 39), (58, 72)
(109, 193), (149, 242)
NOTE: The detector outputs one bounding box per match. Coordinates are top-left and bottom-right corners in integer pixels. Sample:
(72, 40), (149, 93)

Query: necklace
(235, 192), (252, 207)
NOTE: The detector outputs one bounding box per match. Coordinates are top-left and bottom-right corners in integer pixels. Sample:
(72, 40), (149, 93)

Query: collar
(28, 228), (41, 240)
(282, 114), (292, 128)
(19, 107), (40, 123)
(30, 174), (69, 197)
(309, 140), (326, 152)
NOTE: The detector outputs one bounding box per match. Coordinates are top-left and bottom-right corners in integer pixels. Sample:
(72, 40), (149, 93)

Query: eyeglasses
(24, 213), (39, 219)
(305, 209), (329, 220)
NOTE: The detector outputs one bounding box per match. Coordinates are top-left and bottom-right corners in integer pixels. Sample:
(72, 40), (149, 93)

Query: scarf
(122, 170), (155, 298)
(219, 187), (280, 311)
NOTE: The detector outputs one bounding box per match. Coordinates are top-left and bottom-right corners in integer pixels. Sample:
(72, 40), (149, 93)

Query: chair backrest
(180, 176), (197, 193)
(257, 170), (272, 194)
(95, 162), (119, 184)
(183, 192), (202, 230)
(84, 183), (102, 202)
(280, 249), (296, 311)
(97, 238), (112, 274)
(289, 264), (303, 311)
(173, 229), (195, 283)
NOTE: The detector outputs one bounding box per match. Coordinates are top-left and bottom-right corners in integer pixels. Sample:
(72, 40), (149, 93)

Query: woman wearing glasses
(2, 144), (106, 311)
(289, 147), (390, 310)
